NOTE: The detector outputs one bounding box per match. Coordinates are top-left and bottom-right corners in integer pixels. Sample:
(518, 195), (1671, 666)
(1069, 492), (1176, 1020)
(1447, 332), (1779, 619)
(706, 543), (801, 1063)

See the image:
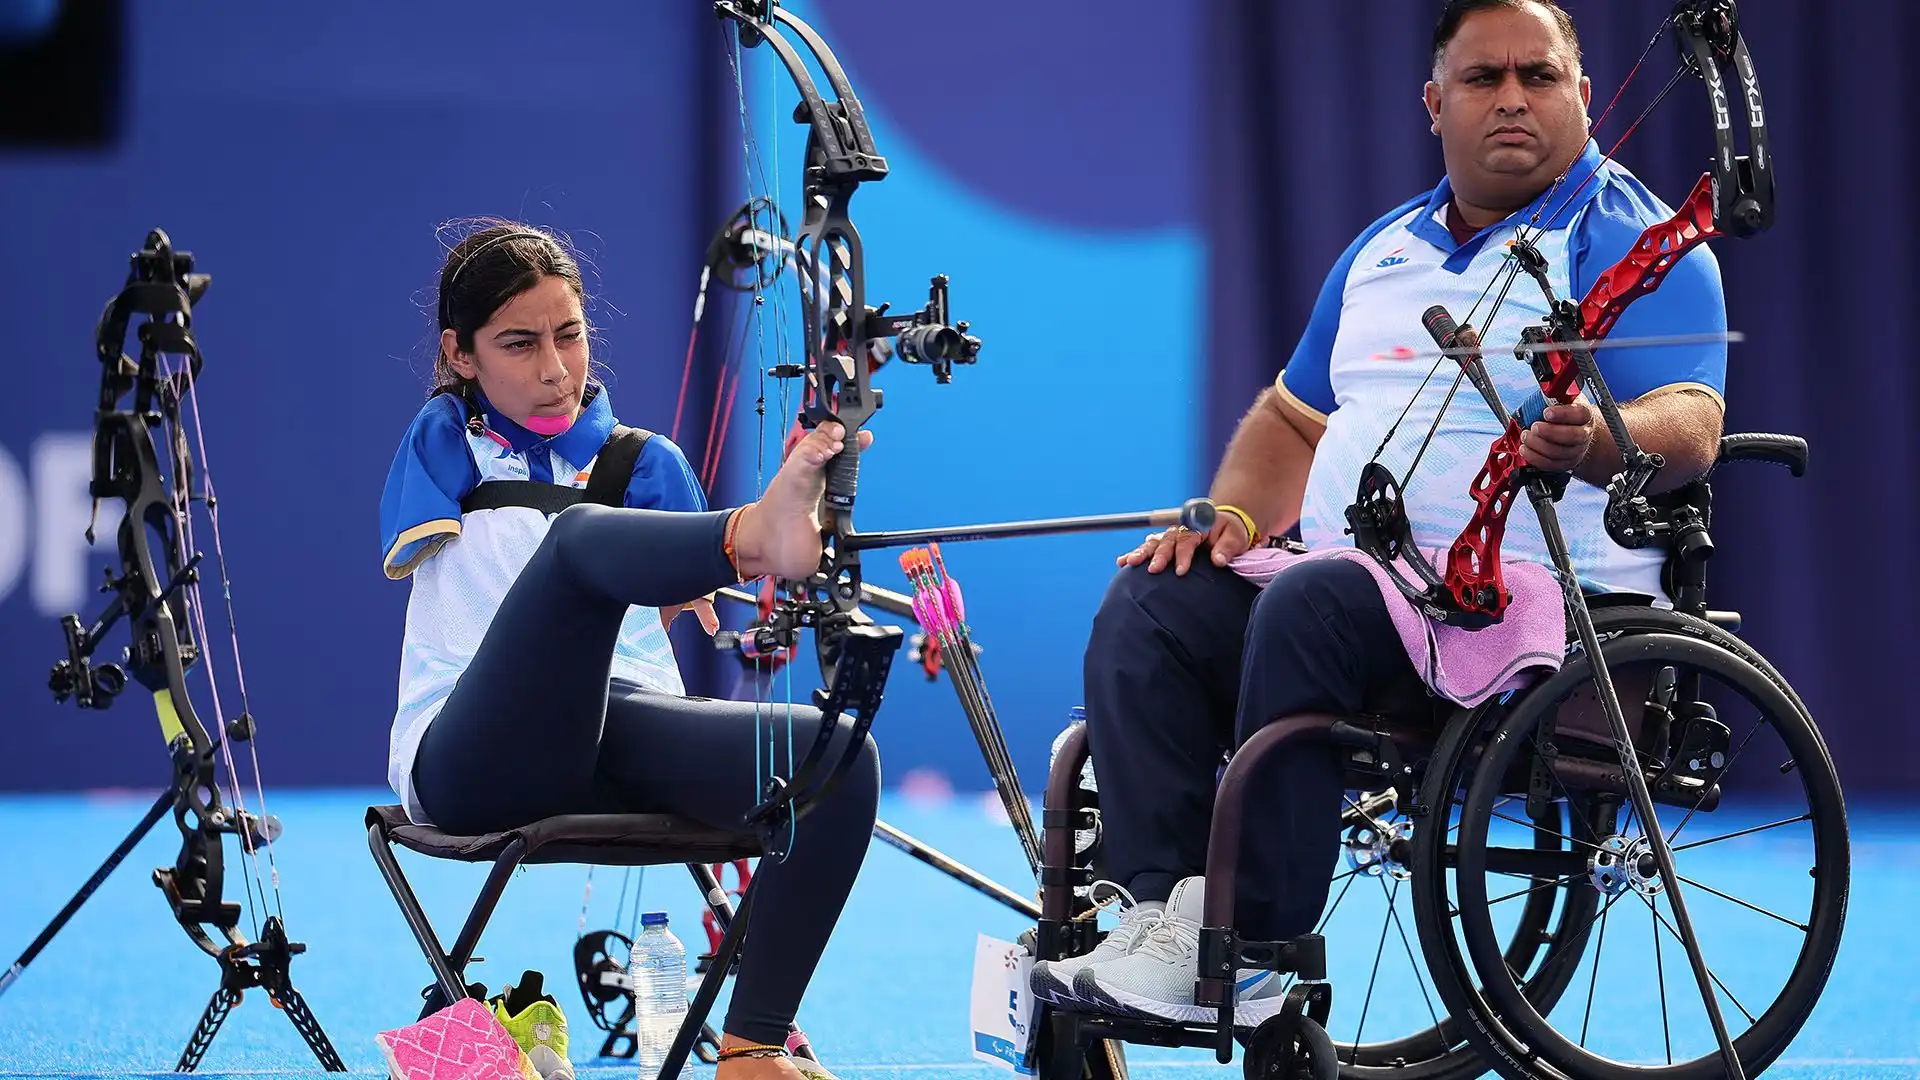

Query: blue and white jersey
(1277, 141), (1727, 600)
(378, 382), (707, 821)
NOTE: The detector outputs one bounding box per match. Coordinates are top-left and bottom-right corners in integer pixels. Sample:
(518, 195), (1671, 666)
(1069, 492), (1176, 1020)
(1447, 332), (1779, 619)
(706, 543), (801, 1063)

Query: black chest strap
(458, 426), (655, 515)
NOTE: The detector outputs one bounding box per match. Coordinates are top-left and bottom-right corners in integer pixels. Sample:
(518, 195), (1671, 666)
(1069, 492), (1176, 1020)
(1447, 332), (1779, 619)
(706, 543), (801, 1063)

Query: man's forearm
(1210, 389), (1318, 537)
(1573, 389), (1723, 493)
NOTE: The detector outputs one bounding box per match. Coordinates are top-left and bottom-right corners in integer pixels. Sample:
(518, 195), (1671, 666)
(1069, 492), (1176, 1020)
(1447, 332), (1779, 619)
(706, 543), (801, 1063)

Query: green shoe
(489, 972), (573, 1080)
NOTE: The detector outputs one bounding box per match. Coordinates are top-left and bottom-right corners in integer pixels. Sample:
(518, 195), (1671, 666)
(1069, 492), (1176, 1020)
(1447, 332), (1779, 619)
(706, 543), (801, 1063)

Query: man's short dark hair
(1432, 0), (1584, 77)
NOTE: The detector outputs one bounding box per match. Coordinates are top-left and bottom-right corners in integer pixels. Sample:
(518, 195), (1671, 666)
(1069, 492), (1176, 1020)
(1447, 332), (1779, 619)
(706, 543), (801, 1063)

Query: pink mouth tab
(522, 413), (573, 436)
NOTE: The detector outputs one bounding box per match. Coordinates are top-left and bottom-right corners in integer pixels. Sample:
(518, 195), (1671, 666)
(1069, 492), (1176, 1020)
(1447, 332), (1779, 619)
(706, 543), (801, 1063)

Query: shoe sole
(1031, 964), (1077, 1005)
(1072, 968), (1287, 1029)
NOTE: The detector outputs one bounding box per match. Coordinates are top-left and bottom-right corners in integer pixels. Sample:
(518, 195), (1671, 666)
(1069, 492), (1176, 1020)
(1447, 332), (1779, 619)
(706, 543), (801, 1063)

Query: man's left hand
(1520, 402), (1595, 472)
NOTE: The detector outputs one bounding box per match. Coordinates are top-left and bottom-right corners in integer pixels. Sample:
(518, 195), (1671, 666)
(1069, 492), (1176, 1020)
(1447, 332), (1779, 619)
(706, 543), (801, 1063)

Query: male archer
(1035, 0), (1730, 1026)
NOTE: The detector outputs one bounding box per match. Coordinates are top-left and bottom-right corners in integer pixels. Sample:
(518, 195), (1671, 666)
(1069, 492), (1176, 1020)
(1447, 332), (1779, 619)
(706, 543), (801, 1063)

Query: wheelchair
(1031, 432), (1847, 1080)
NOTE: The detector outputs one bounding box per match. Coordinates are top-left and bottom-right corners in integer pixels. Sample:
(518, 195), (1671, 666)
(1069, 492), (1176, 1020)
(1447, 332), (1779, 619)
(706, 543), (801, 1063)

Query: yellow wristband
(1215, 503), (1262, 546)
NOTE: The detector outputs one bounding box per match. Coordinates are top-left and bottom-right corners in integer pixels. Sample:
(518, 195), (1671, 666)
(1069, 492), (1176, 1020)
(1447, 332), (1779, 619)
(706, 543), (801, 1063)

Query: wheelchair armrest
(1718, 433), (1807, 477)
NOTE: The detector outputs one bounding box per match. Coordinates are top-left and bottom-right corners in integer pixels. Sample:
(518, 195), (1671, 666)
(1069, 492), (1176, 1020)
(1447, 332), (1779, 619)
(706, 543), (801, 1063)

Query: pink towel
(1227, 545), (1567, 707)
(374, 997), (534, 1080)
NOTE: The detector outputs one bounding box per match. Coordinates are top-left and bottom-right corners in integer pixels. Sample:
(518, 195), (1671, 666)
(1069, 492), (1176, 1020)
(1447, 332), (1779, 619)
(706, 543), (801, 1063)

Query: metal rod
(1531, 487), (1746, 1080)
(715, 581), (916, 621)
(872, 820), (1040, 919)
(843, 503), (1208, 552)
(1, 785), (175, 996)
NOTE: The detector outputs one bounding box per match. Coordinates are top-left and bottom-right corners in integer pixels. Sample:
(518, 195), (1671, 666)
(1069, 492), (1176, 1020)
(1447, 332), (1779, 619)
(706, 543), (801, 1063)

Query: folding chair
(365, 805), (766, 1078)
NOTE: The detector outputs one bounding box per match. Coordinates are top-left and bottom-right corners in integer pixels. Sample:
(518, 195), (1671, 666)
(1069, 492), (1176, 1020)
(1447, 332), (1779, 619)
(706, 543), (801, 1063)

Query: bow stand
(1343, 4), (1769, 1076)
(3, 230), (342, 1072)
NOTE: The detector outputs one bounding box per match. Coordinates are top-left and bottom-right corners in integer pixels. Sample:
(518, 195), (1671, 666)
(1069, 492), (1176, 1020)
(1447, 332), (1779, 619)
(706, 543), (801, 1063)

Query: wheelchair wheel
(1245, 1014), (1339, 1080)
(1431, 606), (1848, 1079)
(1321, 784), (1595, 1078)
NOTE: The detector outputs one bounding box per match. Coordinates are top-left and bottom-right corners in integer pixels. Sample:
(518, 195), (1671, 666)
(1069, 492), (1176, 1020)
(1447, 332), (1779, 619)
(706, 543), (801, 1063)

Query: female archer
(378, 221), (876, 1079)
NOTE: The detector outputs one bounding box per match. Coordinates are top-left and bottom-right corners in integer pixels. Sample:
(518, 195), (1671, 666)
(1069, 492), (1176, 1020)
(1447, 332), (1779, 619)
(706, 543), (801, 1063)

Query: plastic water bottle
(1048, 706), (1100, 858)
(628, 912), (688, 1075)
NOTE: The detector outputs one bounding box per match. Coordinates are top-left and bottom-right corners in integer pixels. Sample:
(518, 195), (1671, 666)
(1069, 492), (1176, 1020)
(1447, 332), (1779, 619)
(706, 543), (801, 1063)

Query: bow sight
(9, 229), (342, 1072)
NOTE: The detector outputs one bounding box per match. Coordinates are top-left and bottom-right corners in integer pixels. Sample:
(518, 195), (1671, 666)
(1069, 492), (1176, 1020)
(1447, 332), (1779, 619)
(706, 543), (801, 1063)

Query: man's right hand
(1118, 512), (1257, 575)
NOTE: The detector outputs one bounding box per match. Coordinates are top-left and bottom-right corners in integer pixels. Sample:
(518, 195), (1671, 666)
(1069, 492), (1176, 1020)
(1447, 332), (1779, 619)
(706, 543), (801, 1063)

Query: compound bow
(705, 0), (1215, 850)
(4, 230), (342, 1072)
(570, 5), (1210, 1068)
(1341, 3), (1771, 1076)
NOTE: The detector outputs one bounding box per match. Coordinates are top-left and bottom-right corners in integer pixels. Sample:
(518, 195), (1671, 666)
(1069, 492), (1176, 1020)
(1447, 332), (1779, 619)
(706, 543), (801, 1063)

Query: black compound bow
(4, 230), (342, 1072)
(706, 0), (1214, 852)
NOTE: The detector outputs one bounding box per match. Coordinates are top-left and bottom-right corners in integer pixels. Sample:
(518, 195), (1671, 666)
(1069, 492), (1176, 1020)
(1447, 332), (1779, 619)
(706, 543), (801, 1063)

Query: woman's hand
(661, 595), (720, 635)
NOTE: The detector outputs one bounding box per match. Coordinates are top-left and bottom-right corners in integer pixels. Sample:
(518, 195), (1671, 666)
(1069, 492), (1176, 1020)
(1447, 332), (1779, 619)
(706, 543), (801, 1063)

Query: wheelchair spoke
(1640, 890), (1760, 1027)
(1486, 872), (1576, 908)
(1653, 901), (1672, 1064)
(1382, 875), (1443, 1032)
(1671, 812), (1813, 854)
(1579, 903), (1610, 1047)
(1344, 876), (1401, 1065)
(1489, 808), (1604, 853)
(1674, 873), (1809, 932)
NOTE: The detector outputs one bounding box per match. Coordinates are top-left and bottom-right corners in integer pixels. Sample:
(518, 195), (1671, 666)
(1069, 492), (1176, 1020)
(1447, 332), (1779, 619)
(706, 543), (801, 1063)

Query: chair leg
(366, 823), (465, 1006)
(657, 874), (759, 1079)
(444, 837), (527, 976)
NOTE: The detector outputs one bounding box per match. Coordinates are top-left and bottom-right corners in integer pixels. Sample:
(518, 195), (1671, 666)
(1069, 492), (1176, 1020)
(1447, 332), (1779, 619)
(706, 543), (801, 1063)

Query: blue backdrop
(3, 0), (1906, 801)
(0, 0), (1203, 795)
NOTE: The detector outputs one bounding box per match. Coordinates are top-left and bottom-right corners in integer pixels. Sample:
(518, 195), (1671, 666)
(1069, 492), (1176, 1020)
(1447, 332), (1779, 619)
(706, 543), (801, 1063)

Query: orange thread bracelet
(723, 505), (749, 581)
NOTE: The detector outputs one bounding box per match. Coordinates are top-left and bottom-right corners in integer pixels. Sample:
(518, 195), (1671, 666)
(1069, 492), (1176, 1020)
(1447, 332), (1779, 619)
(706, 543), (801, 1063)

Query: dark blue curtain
(1203, 0), (1919, 794)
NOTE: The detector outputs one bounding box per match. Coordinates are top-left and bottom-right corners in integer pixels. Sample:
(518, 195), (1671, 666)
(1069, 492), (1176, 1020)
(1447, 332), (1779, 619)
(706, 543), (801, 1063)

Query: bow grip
(825, 433), (860, 511)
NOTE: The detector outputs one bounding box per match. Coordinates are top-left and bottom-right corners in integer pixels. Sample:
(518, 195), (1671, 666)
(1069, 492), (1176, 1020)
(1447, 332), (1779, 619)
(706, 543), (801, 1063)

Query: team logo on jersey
(1374, 248), (1410, 268)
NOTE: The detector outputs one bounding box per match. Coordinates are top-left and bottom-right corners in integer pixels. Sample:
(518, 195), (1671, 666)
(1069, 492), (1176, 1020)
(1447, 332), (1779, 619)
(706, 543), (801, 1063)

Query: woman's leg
(413, 504), (739, 833)
(594, 683), (881, 1047)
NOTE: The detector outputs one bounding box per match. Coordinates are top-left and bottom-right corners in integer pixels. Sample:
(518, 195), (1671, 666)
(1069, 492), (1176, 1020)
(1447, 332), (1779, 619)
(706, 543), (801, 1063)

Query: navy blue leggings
(412, 504), (881, 1045)
(1082, 556), (1432, 941)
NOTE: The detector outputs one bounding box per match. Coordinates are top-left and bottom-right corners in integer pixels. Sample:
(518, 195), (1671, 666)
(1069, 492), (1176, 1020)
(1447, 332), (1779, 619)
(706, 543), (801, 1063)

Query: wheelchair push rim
(1452, 627), (1849, 1080)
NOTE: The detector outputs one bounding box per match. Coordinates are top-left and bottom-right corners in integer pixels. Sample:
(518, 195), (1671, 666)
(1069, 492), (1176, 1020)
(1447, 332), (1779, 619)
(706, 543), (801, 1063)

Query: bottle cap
(641, 911), (669, 928)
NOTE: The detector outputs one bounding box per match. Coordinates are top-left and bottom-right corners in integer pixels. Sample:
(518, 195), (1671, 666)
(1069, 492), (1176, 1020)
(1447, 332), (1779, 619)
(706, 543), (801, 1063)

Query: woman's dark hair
(430, 220), (589, 401)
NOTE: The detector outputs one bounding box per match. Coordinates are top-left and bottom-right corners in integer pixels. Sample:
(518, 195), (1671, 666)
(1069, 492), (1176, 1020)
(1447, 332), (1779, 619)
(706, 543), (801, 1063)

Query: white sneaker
(1072, 876), (1287, 1027)
(1029, 881), (1166, 1005)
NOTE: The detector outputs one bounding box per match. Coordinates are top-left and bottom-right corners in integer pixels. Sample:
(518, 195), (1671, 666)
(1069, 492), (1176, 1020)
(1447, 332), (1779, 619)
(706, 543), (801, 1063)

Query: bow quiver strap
(459, 425), (655, 514)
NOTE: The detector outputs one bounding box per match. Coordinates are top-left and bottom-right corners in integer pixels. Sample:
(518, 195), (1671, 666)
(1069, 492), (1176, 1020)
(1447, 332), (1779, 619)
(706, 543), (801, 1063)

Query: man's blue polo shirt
(1276, 140), (1728, 599)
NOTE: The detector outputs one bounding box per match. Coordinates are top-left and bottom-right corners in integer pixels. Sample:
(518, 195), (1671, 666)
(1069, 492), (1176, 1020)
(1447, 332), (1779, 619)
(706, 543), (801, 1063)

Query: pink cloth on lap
(1226, 545), (1568, 707)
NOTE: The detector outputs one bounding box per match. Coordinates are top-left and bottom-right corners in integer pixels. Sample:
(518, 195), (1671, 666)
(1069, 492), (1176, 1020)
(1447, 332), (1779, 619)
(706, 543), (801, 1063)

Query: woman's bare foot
(731, 421), (874, 580)
(714, 1032), (818, 1080)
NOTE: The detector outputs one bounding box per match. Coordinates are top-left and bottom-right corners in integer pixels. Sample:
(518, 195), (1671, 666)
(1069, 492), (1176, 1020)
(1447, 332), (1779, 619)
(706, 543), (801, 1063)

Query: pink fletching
(943, 577), (967, 624)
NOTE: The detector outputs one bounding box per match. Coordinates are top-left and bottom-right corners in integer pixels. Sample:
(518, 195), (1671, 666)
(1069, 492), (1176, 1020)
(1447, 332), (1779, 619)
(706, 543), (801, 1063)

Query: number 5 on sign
(969, 933), (1037, 1073)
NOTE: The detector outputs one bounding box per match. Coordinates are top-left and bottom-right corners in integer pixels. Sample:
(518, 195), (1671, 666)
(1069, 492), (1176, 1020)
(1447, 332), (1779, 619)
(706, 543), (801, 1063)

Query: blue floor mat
(0, 789), (1914, 1078)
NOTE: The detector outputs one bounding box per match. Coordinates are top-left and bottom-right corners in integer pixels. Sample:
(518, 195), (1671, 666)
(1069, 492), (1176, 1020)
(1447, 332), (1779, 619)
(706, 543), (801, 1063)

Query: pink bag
(374, 997), (536, 1080)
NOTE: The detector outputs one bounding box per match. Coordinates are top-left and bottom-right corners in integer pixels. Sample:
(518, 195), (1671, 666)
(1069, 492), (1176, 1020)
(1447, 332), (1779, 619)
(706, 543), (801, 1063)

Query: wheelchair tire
(1421, 605), (1848, 1080)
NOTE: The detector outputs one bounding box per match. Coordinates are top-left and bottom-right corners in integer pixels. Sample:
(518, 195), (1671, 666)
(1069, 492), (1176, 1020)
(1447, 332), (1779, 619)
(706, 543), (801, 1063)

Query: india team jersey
(1276, 141), (1728, 600)
(377, 382), (706, 822)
